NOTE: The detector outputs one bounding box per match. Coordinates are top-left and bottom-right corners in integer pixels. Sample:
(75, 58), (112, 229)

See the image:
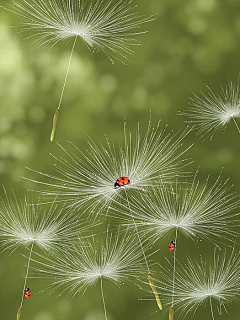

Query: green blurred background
(0, 0), (240, 319)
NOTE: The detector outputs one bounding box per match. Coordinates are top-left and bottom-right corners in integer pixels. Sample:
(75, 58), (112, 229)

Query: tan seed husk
(50, 108), (60, 142)
(169, 307), (174, 320)
(148, 273), (163, 310)
(17, 307), (22, 320)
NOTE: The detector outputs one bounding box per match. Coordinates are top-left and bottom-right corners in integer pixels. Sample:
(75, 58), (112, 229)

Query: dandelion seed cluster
(24, 119), (239, 319)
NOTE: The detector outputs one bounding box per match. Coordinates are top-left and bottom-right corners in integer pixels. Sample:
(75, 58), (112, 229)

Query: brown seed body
(50, 108), (60, 142)
(17, 307), (22, 320)
(148, 273), (163, 310)
(169, 307), (174, 320)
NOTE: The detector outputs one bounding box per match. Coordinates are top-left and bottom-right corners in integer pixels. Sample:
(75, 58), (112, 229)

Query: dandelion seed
(31, 231), (147, 320)
(0, 192), (87, 253)
(25, 118), (192, 213)
(3, 0), (154, 140)
(179, 79), (240, 139)
(156, 249), (240, 319)
(0, 189), (93, 319)
(117, 172), (240, 244)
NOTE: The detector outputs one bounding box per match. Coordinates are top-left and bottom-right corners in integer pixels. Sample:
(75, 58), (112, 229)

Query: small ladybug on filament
(24, 287), (31, 300)
(114, 176), (130, 189)
(168, 241), (175, 252)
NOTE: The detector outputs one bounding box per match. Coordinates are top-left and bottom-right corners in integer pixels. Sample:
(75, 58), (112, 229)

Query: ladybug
(168, 241), (175, 252)
(114, 176), (130, 188)
(24, 287), (31, 300)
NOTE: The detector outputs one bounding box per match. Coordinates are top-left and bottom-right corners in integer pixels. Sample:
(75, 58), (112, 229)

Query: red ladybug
(114, 176), (130, 188)
(168, 241), (175, 252)
(24, 287), (31, 300)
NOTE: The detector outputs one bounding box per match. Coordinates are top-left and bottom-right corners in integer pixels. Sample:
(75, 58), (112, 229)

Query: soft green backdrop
(0, 0), (240, 319)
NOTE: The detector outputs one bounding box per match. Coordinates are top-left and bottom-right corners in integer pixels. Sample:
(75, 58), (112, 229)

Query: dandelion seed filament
(232, 117), (240, 134)
(171, 228), (178, 308)
(50, 36), (77, 142)
(7, 0), (154, 140)
(125, 183), (163, 311)
(124, 189), (150, 273)
(57, 36), (77, 111)
(100, 276), (108, 320)
(20, 241), (34, 308)
(210, 297), (215, 320)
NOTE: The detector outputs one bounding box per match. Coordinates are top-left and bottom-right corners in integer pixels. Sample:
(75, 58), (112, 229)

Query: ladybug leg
(114, 181), (120, 188)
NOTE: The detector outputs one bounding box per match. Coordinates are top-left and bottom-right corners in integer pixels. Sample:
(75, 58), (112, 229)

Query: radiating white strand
(20, 242), (34, 308)
(100, 276), (108, 320)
